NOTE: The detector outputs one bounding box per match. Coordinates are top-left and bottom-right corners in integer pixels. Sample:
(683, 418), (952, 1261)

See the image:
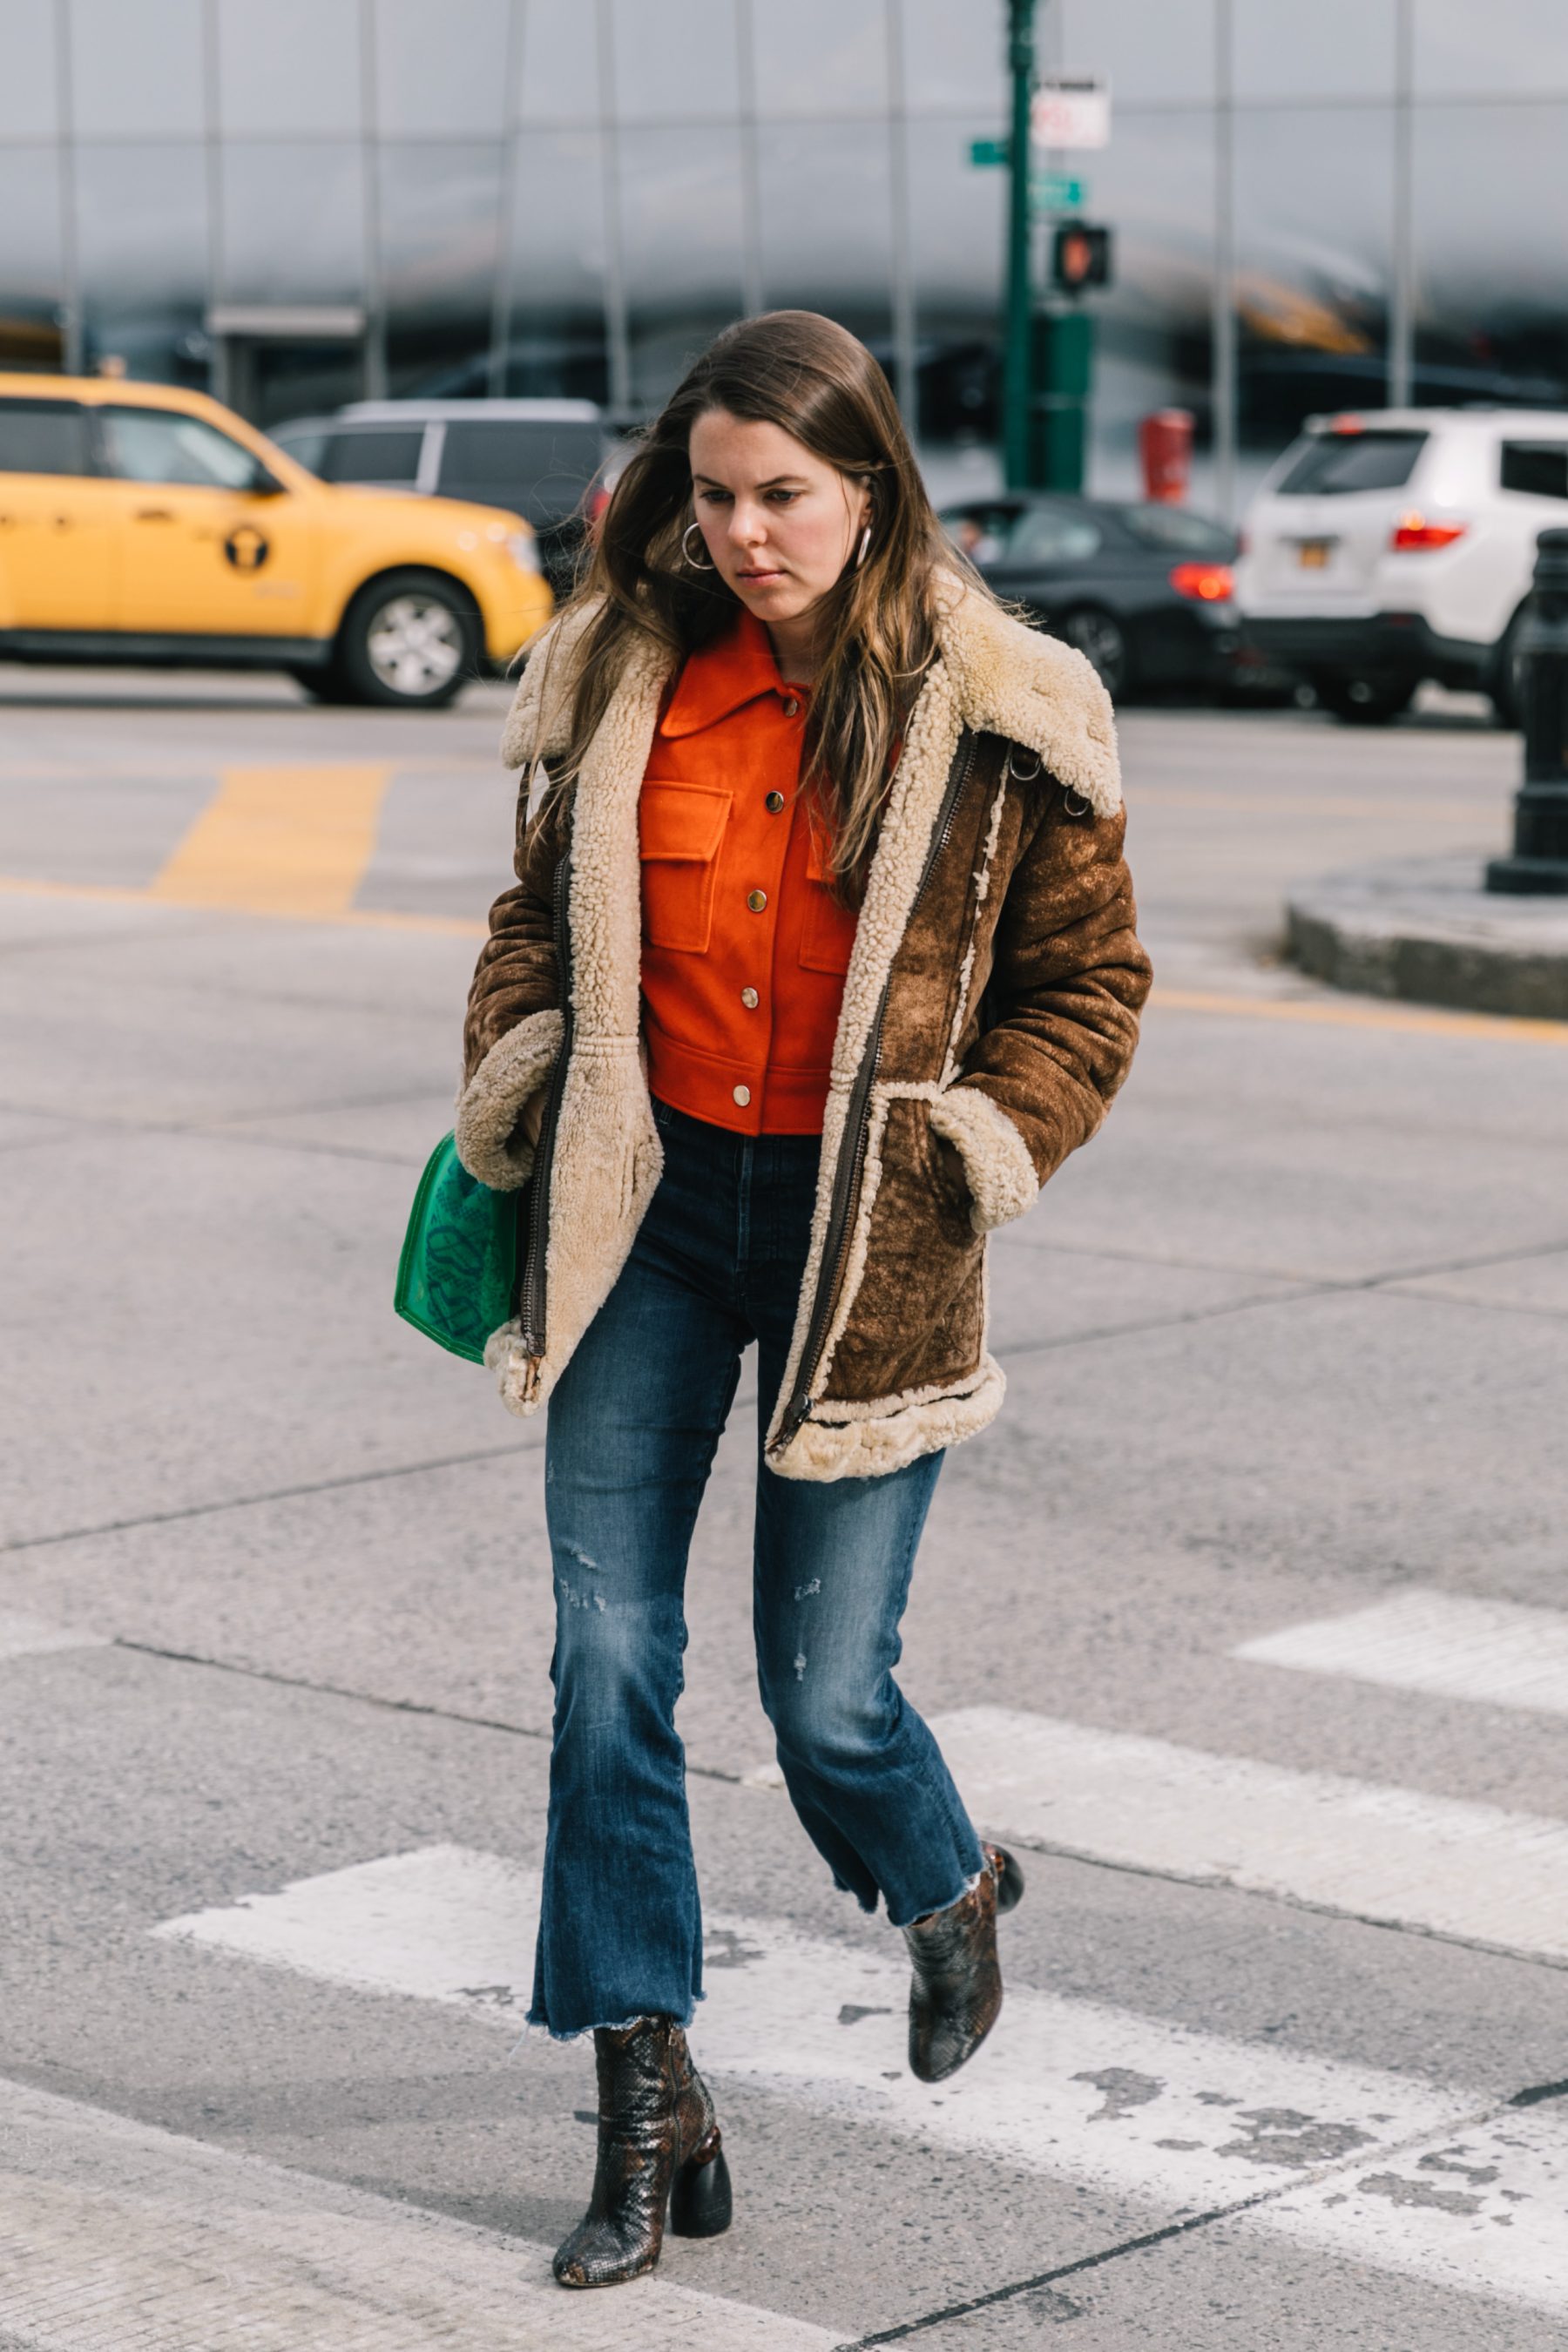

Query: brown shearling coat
(456, 580), (1152, 1481)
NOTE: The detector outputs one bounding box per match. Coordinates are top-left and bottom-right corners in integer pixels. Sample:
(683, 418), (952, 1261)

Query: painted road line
(153, 1847), (1568, 2316)
(150, 764), (391, 916)
(0, 1608), (107, 1661)
(1236, 1589), (1568, 1719)
(925, 1707), (1568, 1963)
(749, 1707), (1568, 1963)
(0, 2076), (839, 2351)
(0, 868), (484, 936)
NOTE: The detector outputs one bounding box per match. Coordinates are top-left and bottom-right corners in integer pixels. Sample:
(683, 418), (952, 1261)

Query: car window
(1275, 429), (1427, 496)
(1500, 441), (1568, 500)
(318, 428), (424, 485)
(1006, 506), (1102, 563)
(101, 407), (267, 490)
(1119, 502), (1233, 556)
(940, 504), (1019, 564)
(269, 425), (328, 476)
(0, 399), (93, 477)
(436, 422), (605, 524)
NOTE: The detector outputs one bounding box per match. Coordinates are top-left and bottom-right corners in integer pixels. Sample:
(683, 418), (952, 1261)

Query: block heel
(669, 2129), (732, 2239)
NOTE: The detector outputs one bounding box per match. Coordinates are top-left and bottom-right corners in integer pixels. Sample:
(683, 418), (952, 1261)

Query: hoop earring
(855, 524), (872, 569)
(681, 521), (716, 571)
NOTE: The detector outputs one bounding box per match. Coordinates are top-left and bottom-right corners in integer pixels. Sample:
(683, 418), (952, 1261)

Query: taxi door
(96, 403), (316, 638)
(0, 395), (116, 629)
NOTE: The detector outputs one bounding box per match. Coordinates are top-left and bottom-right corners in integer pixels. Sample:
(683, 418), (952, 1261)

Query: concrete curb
(1286, 856), (1568, 1020)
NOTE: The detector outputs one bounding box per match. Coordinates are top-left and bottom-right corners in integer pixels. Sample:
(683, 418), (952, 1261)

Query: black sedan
(938, 494), (1246, 701)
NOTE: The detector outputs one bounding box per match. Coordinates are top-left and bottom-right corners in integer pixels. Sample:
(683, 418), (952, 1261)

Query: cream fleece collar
(502, 575), (1121, 817)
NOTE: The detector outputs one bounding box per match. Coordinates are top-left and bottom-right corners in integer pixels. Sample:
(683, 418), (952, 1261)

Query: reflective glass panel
(219, 144), (365, 305)
(1009, 506), (1103, 561)
(1053, 0), (1215, 106)
(898, 0), (1005, 113)
(1501, 442), (1568, 501)
(1276, 429), (1426, 494)
(0, 0), (58, 140)
(755, 121), (894, 336)
(611, 0), (740, 121)
(501, 128), (610, 400)
(374, 0), (510, 134)
(1119, 502), (1233, 553)
(1414, 0), (1568, 97)
(516, 0), (600, 125)
(1064, 108), (1215, 498)
(100, 405), (264, 488)
(71, 0), (204, 137)
(617, 126), (747, 409)
(215, 0), (362, 135)
(75, 142), (208, 382)
(1233, 105), (1394, 463)
(1411, 102), (1568, 407)
(0, 146), (65, 368)
(0, 400), (92, 476)
(751, 0), (888, 117)
(1233, 0), (1396, 101)
(378, 141), (504, 395)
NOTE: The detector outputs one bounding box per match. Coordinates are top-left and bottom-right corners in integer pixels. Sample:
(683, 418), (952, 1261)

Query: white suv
(1237, 409), (1568, 723)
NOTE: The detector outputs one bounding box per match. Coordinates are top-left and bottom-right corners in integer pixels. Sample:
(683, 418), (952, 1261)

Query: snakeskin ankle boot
(552, 2017), (732, 2289)
(903, 1843), (1024, 2085)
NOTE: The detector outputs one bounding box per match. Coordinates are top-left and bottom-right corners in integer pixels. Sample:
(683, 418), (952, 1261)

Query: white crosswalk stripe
(1234, 1587), (1568, 1717)
(0, 1610), (107, 1663)
(155, 1845), (1568, 2317)
(0, 2076), (840, 2351)
(749, 1707), (1568, 1963)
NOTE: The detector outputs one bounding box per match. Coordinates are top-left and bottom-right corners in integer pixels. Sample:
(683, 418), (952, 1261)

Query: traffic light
(1051, 221), (1113, 294)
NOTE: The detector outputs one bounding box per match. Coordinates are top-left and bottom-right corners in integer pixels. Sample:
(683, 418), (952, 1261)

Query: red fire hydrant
(1139, 409), (1193, 504)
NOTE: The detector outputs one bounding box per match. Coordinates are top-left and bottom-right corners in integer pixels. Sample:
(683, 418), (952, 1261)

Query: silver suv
(269, 398), (609, 597)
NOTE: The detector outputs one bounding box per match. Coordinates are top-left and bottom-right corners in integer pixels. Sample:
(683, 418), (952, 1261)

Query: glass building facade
(3, 0), (1567, 510)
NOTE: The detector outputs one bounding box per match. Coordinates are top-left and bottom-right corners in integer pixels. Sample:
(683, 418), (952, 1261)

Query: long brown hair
(539, 310), (982, 899)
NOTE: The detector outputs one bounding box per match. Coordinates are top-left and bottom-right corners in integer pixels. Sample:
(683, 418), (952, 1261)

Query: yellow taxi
(0, 375), (555, 706)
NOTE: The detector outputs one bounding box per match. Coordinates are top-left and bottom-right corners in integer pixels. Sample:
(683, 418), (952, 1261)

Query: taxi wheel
(337, 570), (478, 708)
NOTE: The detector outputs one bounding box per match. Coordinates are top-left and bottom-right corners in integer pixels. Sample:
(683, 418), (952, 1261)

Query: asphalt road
(2, 665), (1565, 2350)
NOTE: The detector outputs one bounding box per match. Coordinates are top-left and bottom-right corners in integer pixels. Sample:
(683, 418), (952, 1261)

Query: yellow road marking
(1154, 986), (1568, 1045)
(151, 765), (391, 916)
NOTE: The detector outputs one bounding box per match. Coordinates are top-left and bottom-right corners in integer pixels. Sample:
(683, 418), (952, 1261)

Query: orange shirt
(639, 609), (857, 1136)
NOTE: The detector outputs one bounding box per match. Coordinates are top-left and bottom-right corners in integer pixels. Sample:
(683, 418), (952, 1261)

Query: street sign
(1031, 77), (1112, 150)
(969, 137), (1010, 166)
(1031, 172), (1086, 211)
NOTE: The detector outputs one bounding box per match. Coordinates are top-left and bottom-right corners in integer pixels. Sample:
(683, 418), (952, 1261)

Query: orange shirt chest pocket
(798, 824), (859, 977)
(639, 781), (732, 954)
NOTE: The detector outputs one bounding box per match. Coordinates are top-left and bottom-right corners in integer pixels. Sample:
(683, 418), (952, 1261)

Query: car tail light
(1391, 511), (1465, 551)
(1169, 560), (1234, 602)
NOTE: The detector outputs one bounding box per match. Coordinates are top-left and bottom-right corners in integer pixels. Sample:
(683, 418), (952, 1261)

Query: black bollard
(1487, 526), (1568, 894)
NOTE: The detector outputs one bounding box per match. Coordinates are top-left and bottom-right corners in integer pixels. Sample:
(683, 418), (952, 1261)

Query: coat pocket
(639, 780), (731, 953)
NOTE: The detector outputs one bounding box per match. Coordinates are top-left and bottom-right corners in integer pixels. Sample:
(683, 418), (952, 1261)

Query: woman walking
(456, 310), (1150, 2288)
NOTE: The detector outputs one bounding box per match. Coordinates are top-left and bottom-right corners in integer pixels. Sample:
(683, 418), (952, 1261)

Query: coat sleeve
(928, 789), (1152, 1233)
(453, 774), (568, 1191)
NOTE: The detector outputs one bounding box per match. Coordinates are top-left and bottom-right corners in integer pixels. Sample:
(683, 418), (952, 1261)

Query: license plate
(1298, 539), (1332, 569)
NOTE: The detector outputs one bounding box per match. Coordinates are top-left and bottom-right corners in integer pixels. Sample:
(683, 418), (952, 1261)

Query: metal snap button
(781, 697), (800, 717)
(765, 790), (786, 813)
(740, 986), (759, 1009)
(747, 889), (767, 912)
(733, 1084), (751, 1107)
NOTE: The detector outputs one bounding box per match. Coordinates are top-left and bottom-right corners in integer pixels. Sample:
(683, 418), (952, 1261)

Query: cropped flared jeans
(529, 1097), (984, 2038)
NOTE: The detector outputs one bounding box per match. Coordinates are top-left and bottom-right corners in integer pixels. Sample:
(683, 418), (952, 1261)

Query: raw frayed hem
(514, 1992), (703, 2050)
(887, 1862), (985, 1934)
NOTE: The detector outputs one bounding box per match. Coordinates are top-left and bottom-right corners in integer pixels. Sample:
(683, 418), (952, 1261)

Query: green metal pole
(1002, 0), (1036, 490)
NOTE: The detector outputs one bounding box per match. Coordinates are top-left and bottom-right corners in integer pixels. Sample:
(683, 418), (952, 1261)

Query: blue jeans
(530, 1097), (984, 2038)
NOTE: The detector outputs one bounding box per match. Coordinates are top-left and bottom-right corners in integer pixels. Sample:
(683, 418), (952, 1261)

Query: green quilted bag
(395, 1132), (521, 1364)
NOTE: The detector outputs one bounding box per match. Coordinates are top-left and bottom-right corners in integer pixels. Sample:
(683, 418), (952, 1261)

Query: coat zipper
(770, 727), (978, 1456)
(515, 838), (575, 1402)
